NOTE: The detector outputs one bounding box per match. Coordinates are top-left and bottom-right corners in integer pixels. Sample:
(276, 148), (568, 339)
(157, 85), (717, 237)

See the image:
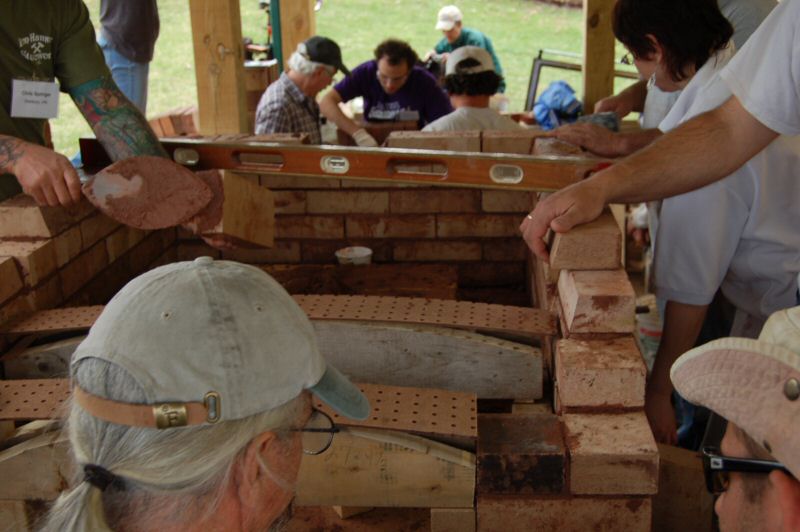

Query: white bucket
(335, 246), (372, 265)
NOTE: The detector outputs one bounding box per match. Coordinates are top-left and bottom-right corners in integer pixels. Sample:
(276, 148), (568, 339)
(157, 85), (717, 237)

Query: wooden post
(279, 0), (316, 64)
(582, 0), (616, 112)
(189, 0), (249, 134)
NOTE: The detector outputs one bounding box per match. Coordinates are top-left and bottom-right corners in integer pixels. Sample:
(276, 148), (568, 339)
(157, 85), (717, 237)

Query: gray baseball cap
(72, 258), (369, 428)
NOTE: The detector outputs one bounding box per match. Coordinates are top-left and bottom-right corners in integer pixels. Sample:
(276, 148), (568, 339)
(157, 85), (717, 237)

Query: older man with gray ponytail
(254, 36), (350, 144)
(42, 257), (369, 531)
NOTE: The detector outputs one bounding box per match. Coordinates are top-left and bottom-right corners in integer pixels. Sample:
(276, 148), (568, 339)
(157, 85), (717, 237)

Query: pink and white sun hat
(671, 306), (800, 477)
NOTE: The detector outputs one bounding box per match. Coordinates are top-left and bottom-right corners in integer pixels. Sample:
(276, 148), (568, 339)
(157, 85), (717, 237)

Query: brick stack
(0, 194), (177, 330)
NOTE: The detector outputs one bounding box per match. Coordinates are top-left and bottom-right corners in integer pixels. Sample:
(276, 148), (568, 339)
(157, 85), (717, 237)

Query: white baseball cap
(445, 45), (495, 76)
(671, 306), (800, 477)
(436, 5), (463, 31)
(71, 258), (370, 429)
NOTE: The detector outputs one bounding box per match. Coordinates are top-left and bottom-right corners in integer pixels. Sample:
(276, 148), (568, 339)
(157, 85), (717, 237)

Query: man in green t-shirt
(430, 5), (505, 93)
(0, 0), (166, 207)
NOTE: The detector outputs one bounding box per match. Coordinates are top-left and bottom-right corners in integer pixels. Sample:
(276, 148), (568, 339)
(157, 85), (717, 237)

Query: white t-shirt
(653, 47), (800, 337)
(422, 107), (522, 132)
(720, 0), (800, 135)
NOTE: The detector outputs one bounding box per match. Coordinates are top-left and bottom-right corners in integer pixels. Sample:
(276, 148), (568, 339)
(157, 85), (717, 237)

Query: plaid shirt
(254, 72), (322, 144)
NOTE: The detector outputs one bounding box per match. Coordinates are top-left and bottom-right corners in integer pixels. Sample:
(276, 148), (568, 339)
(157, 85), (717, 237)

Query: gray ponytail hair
(40, 359), (305, 532)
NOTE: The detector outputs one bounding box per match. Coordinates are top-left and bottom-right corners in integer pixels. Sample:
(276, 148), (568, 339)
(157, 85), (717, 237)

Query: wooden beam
(582, 0), (617, 112)
(189, 0), (249, 134)
(295, 426), (475, 508)
(279, 0), (316, 68)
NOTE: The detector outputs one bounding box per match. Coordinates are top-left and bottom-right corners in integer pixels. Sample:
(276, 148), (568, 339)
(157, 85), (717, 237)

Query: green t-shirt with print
(0, 0), (110, 199)
(435, 27), (506, 93)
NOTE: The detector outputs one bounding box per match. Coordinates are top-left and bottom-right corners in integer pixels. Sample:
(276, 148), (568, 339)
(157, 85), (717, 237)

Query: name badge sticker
(10, 79), (59, 119)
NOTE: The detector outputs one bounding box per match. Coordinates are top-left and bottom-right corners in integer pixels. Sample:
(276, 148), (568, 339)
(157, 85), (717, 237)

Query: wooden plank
(555, 336), (646, 411)
(654, 444), (714, 532)
(557, 269), (635, 334)
(582, 0), (617, 112)
(477, 413), (565, 495)
(80, 137), (609, 193)
(0, 431), (71, 500)
(184, 170), (275, 248)
(295, 426), (475, 508)
(262, 263), (459, 300)
(312, 321), (542, 400)
(279, 0), (316, 71)
(189, 0), (248, 134)
(564, 412), (659, 495)
(549, 210), (621, 270)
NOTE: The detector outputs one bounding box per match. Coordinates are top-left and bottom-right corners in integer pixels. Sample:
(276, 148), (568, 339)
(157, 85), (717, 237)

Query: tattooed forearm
(0, 135), (24, 173)
(70, 77), (167, 160)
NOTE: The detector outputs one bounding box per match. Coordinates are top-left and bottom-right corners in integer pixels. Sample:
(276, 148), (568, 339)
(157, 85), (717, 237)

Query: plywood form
(312, 321), (542, 400)
(557, 269), (635, 334)
(564, 412), (659, 495)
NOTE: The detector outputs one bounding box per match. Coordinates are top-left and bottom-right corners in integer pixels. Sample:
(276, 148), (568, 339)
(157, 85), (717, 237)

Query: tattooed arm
(0, 134), (82, 206)
(70, 77), (167, 160)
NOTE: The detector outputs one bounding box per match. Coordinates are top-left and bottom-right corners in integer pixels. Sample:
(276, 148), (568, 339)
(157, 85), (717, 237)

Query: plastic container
(335, 246), (372, 265)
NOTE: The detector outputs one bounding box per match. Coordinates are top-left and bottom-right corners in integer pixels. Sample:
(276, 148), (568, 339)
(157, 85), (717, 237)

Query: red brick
(0, 239), (57, 286)
(26, 274), (63, 310)
(0, 257), (23, 304)
(80, 212), (121, 249)
(306, 191), (389, 214)
(275, 216), (344, 239)
(176, 242), (222, 261)
(393, 241), (481, 262)
(550, 211), (622, 270)
(390, 190), (480, 214)
(148, 247), (179, 270)
(273, 190), (307, 214)
(0, 294), (34, 328)
(555, 337), (646, 410)
(346, 215), (435, 238)
(221, 241), (302, 263)
(478, 495), (651, 532)
(59, 241), (109, 298)
(259, 174), (340, 189)
(437, 215), (521, 238)
(564, 412), (659, 495)
(0, 194), (93, 238)
(482, 239), (528, 261)
(53, 225), (82, 268)
(481, 190), (535, 213)
(458, 262), (525, 287)
(481, 129), (542, 154)
(386, 130), (481, 151)
(558, 269), (635, 334)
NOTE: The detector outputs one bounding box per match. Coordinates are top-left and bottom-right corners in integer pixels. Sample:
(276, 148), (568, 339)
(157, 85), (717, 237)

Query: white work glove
(352, 128), (379, 147)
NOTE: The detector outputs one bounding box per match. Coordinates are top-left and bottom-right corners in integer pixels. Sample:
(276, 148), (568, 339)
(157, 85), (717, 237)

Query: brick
(558, 269), (635, 333)
(306, 191), (389, 214)
(176, 242), (222, 261)
(386, 130), (481, 152)
(393, 241), (481, 262)
(390, 189), (480, 214)
(127, 230), (176, 275)
(275, 216), (344, 239)
(431, 508), (475, 532)
(273, 190), (307, 214)
(481, 190), (535, 213)
(482, 239), (528, 261)
(148, 247), (179, 270)
(105, 226), (146, 263)
(654, 443), (715, 532)
(0, 194), (93, 238)
(478, 495), (651, 532)
(533, 137), (584, 156)
(482, 129), (543, 154)
(555, 337), (646, 410)
(437, 215), (521, 238)
(300, 240), (392, 263)
(550, 211), (622, 270)
(0, 257), (23, 304)
(0, 294), (34, 327)
(564, 412), (659, 495)
(26, 273), (64, 310)
(80, 212), (121, 249)
(478, 413), (565, 495)
(259, 174), (340, 189)
(458, 262), (525, 287)
(221, 241), (302, 263)
(0, 239), (57, 286)
(59, 241), (109, 298)
(346, 215), (434, 238)
(52, 225), (82, 268)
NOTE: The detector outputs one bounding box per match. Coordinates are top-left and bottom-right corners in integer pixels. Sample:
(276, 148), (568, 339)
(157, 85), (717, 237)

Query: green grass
(51, 0), (636, 156)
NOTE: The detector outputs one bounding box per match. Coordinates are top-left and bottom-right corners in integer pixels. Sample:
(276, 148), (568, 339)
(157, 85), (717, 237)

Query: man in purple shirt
(319, 39), (453, 146)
